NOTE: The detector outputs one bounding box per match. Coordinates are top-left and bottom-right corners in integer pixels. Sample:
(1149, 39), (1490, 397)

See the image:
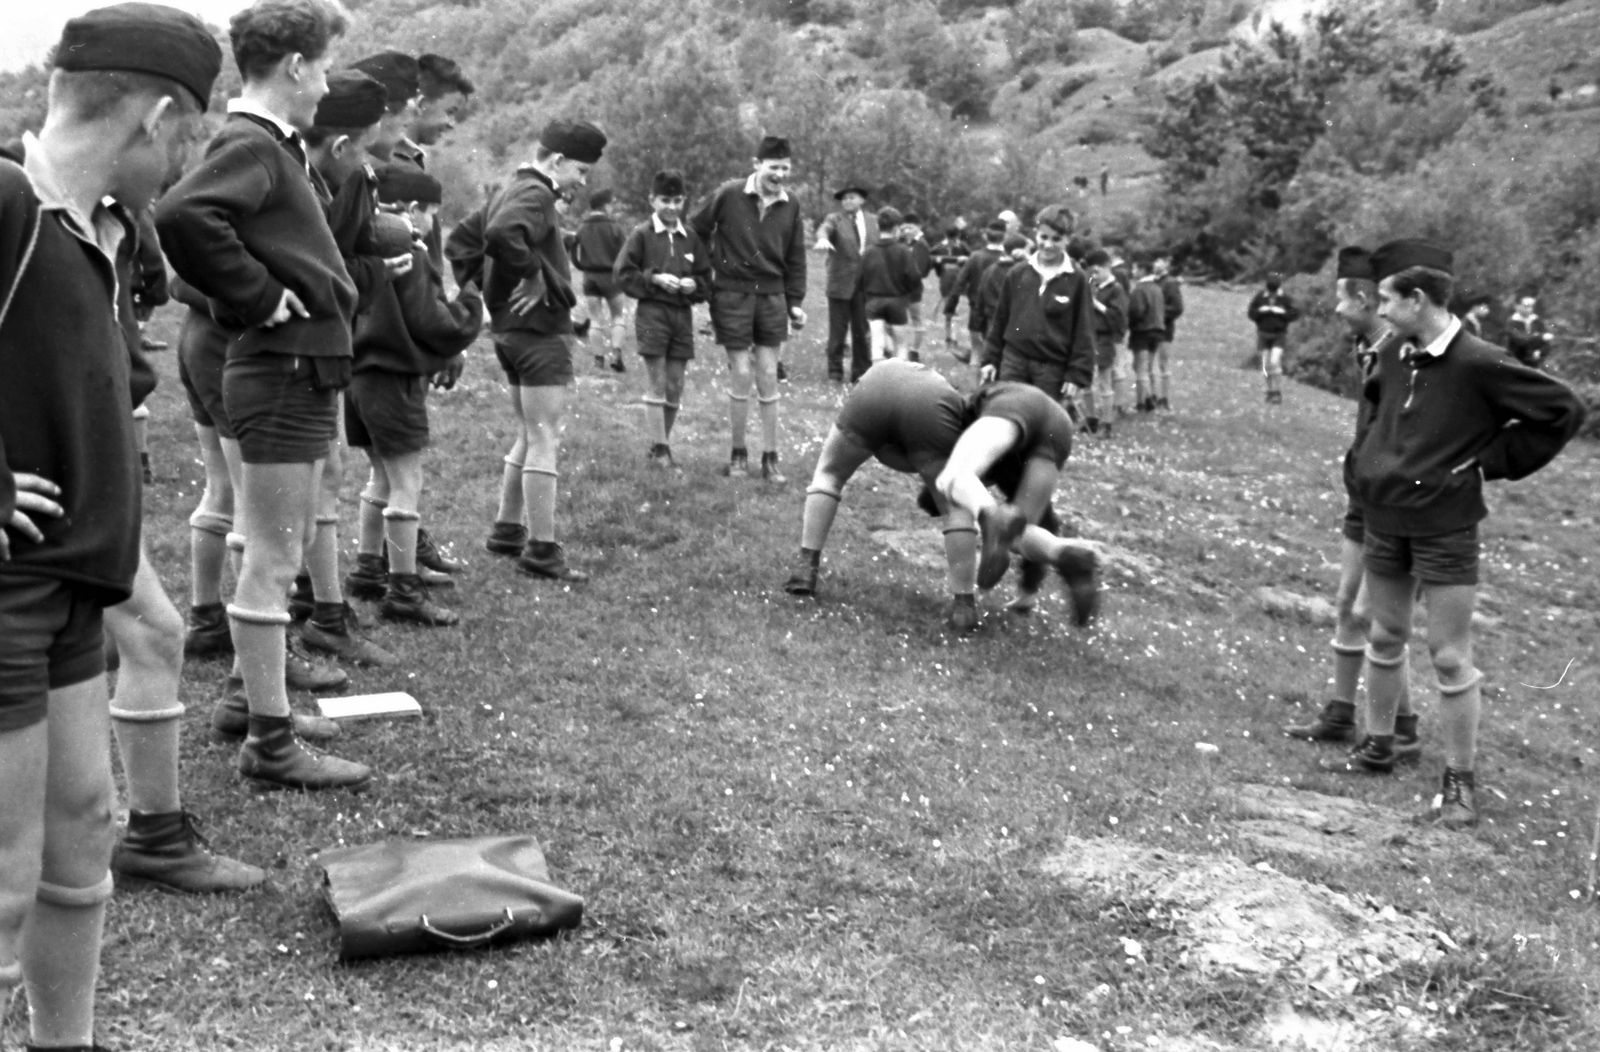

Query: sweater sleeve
(1103, 283), (1128, 341)
(688, 230), (713, 304)
(1065, 275), (1097, 390)
(895, 245), (921, 298)
(1472, 357), (1586, 481)
(614, 225), (651, 301)
(687, 188), (719, 246)
(483, 181), (552, 279)
(1246, 292), (1263, 325)
(1165, 280), (1184, 320)
(0, 167), (40, 530)
(942, 256), (973, 315)
(399, 253), (484, 358)
(983, 270), (1013, 369)
(154, 139), (287, 327)
(784, 206), (807, 309)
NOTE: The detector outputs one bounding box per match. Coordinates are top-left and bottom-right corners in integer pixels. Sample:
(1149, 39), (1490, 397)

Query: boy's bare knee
(1366, 616), (1409, 660)
(1429, 643), (1472, 684)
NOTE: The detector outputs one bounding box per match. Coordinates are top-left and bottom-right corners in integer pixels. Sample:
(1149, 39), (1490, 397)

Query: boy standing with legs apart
(1247, 272), (1297, 404)
(575, 188), (629, 372)
(1127, 259), (1166, 412)
(1153, 254), (1183, 408)
(1283, 247), (1421, 767)
(1350, 240), (1584, 825)
(480, 118), (606, 582)
(157, 0), (372, 791)
(690, 136), (807, 483)
(615, 169), (712, 469)
(1, 5), (223, 1042)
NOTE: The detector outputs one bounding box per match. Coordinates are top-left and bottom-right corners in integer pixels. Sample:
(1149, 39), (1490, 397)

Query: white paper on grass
(317, 692), (421, 721)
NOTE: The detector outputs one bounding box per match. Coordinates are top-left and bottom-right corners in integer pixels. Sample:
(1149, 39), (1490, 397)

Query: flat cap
(540, 118), (607, 164)
(756, 135), (791, 161)
(1335, 246), (1374, 281)
(54, 3), (223, 111)
(349, 51), (419, 106)
(1370, 239), (1453, 281)
(651, 169), (686, 198)
(314, 70), (387, 130)
(375, 163), (442, 206)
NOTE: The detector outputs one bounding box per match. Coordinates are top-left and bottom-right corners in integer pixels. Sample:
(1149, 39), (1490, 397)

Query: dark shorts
(865, 296), (909, 326)
(581, 271), (622, 301)
(1342, 501), (1365, 544)
(177, 309), (236, 439)
(223, 353), (340, 464)
(1130, 331), (1163, 354)
(0, 576), (107, 732)
(345, 371), (429, 457)
(1363, 524), (1479, 587)
(635, 301), (695, 360)
(997, 353), (1068, 402)
(836, 359), (966, 476)
(1257, 331), (1287, 352)
(710, 290), (788, 350)
(1093, 336), (1120, 372)
(493, 331), (574, 387)
(973, 382), (1074, 469)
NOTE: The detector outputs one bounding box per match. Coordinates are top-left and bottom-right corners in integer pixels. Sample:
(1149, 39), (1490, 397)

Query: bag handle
(417, 908), (519, 948)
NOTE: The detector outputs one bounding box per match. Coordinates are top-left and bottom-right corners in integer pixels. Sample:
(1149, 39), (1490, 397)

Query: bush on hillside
(1005, 0), (1077, 69)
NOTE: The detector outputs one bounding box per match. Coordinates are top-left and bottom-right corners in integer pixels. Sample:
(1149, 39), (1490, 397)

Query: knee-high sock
(1438, 670), (1482, 770)
(1331, 640), (1365, 705)
(610, 314), (627, 358)
(495, 454), (524, 527)
(109, 699), (184, 817)
(663, 400), (680, 440)
(24, 878), (111, 1048)
(384, 508), (421, 575)
(358, 494), (386, 557)
(188, 514), (230, 607)
(799, 491), (841, 552)
(943, 526), (977, 596)
(306, 517), (342, 603)
(228, 608), (291, 718)
(1158, 363), (1171, 401)
(728, 388), (751, 451)
(1363, 645), (1406, 736)
(644, 397), (668, 446)
(758, 393), (780, 455)
(522, 468), (557, 543)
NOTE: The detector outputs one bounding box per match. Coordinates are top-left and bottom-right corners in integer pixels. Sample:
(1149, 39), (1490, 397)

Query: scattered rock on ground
(1225, 783), (1493, 868)
(1257, 585), (1338, 626)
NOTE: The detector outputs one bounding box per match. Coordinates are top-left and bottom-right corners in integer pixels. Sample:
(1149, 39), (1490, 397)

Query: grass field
(11, 261), (1599, 1051)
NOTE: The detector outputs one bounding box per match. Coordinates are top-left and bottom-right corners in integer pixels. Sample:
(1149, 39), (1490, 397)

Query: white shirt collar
(743, 172), (788, 205)
(19, 132), (125, 267)
(227, 97), (300, 141)
(1028, 250), (1073, 285)
(652, 213), (686, 236)
(1415, 315), (1461, 359)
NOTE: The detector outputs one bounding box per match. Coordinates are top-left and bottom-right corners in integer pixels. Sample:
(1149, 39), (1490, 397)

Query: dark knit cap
(756, 135), (791, 161)
(833, 182), (870, 200)
(540, 118), (607, 164)
(984, 219), (1007, 236)
(1370, 239), (1453, 281)
(350, 51), (420, 106)
(1335, 246), (1374, 281)
(54, 2), (223, 111)
(1084, 248), (1112, 267)
(418, 53), (474, 98)
(1035, 204), (1074, 236)
(589, 188), (614, 210)
(876, 206), (903, 229)
(375, 163), (442, 206)
(1003, 234), (1030, 253)
(313, 70), (387, 130)
(651, 169), (686, 197)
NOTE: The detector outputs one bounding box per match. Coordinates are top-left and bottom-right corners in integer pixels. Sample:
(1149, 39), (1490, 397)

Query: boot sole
(379, 609), (461, 627)
(112, 868), (266, 895)
(976, 507), (1025, 590)
(242, 772), (372, 792)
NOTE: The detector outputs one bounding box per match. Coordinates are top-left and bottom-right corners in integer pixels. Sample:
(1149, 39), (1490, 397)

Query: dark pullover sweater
(353, 249), (482, 375)
(0, 159), (140, 603)
(1347, 326), (1585, 536)
(687, 177), (806, 308)
(155, 113), (356, 359)
(481, 165), (573, 335)
(859, 238), (920, 300)
(614, 219), (711, 307)
(981, 260), (1097, 390)
(573, 212), (627, 273)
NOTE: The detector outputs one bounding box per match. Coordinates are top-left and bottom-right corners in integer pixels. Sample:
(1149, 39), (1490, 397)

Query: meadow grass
(10, 262), (1597, 1051)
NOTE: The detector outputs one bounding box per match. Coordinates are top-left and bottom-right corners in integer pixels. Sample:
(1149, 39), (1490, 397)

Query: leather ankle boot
(113, 810), (266, 894)
(380, 572), (460, 626)
(238, 715), (372, 791)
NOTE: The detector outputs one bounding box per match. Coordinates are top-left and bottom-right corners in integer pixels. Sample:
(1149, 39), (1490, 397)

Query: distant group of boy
(0, 1), (1591, 1049)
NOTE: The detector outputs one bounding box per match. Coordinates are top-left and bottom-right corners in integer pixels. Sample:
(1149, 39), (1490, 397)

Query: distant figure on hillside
(1099, 164), (1109, 195)
(1153, 254), (1184, 409)
(1247, 272), (1298, 404)
(1505, 295), (1554, 368)
(1127, 258), (1166, 412)
(813, 181), (876, 384)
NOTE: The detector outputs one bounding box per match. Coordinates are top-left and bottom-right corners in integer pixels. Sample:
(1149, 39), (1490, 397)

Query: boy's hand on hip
(979, 364), (997, 384)
(263, 289), (309, 329)
(789, 306), (806, 329)
(1, 473), (64, 561)
(384, 254), (414, 281)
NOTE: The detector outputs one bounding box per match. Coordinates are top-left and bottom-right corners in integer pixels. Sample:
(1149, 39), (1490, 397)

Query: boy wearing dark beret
(1350, 239), (1585, 825)
(482, 117), (606, 582)
(574, 187), (630, 372)
(349, 50), (421, 164)
(0, 3), (227, 1041)
(979, 205), (1096, 406)
(1247, 272), (1298, 404)
(156, 0), (374, 791)
(345, 165), (482, 625)
(615, 169), (712, 467)
(688, 135), (807, 483)
(858, 206), (920, 362)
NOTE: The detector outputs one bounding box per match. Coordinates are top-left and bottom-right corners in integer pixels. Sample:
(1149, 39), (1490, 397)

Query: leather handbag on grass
(317, 836), (584, 959)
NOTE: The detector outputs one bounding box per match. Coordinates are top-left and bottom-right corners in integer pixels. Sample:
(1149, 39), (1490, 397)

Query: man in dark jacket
(1351, 240), (1585, 828)
(689, 135), (807, 483)
(978, 205), (1096, 404)
(1247, 272), (1298, 404)
(813, 182), (876, 383)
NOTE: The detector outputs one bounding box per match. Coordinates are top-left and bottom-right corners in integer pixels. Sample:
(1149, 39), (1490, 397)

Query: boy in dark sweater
(899, 211), (934, 360)
(930, 225), (969, 348)
(1083, 248), (1128, 435)
(575, 188), (629, 372)
(346, 164), (482, 626)
(1505, 295), (1554, 368)
(1350, 240), (1585, 826)
(1247, 273), (1298, 404)
(1153, 254), (1183, 409)
(481, 118), (607, 582)
(979, 205), (1096, 404)
(0, 4), (224, 1041)
(688, 135), (808, 483)
(156, 0), (373, 792)
(615, 169), (712, 468)
(859, 206), (920, 362)
(1127, 259), (1166, 411)
(942, 219), (1005, 366)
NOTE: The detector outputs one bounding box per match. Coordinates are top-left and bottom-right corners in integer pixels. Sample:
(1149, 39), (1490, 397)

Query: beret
(833, 183), (871, 200)
(984, 219), (1007, 235)
(314, 70), (387, 130)
(1035, 204), (1074, 235)
(756, 135), (791, 161)
(540, 118), (607, 164)
(588, 188), (614, 210)
(901, 212), (920, 225)
(1003, 234), (1031, 253)
(54, 2), (223, 112)
(349, 51), (419, 106)
(1335, 246), (1373, 281)
(1083, 248), (1111, 267)
(651, 169), (685, 198)
(1370, 238), (1453, 281)
(876, 206), (903, 229)
(375, 163), (442, 206)
(369, 212), (415, 256)
(418, 53), (474, 98)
